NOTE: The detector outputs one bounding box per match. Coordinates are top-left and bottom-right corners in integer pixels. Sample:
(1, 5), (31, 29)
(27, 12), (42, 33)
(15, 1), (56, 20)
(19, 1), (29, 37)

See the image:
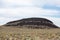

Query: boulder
(4, 17), (59, 29)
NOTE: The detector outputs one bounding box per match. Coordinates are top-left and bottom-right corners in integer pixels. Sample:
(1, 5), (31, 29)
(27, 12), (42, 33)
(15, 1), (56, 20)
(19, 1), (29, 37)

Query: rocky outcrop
(4, 17), (59, 29)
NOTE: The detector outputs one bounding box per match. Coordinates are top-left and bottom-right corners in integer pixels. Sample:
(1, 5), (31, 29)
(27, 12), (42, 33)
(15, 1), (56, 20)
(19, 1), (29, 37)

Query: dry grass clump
(0, 26), (60, 40)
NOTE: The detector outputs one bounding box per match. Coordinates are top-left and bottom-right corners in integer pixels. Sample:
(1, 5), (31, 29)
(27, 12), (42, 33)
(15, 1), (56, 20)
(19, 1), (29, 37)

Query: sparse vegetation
(0, 26), (60, 40)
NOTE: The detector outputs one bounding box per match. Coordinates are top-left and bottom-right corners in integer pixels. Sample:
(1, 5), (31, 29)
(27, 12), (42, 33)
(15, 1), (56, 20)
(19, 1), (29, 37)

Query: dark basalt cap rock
(4, 17), (59, 29)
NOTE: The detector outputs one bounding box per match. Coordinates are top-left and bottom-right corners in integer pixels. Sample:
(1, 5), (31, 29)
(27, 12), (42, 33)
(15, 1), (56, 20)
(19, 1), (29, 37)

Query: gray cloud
(0, 0), (60, 27)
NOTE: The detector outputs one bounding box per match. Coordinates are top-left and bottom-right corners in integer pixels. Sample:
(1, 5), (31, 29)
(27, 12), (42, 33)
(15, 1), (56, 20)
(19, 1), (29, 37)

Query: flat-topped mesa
(5, 17), (59, 28)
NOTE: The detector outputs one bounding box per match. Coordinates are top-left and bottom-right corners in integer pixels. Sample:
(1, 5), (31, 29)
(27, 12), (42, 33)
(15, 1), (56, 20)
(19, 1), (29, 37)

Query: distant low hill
(4, 17), (59, 29)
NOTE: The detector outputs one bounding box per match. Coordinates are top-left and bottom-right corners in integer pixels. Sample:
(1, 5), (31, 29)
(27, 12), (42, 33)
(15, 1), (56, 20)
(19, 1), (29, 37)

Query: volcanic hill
(4, 17), (59, 29)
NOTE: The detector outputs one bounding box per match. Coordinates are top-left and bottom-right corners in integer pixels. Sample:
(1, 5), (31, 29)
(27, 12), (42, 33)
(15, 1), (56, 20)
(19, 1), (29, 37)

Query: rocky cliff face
(4, 17), (59, 29)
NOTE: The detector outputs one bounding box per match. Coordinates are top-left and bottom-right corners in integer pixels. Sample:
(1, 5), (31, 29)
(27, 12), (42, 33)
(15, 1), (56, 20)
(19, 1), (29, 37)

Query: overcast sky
(0, 0), (60, 27)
